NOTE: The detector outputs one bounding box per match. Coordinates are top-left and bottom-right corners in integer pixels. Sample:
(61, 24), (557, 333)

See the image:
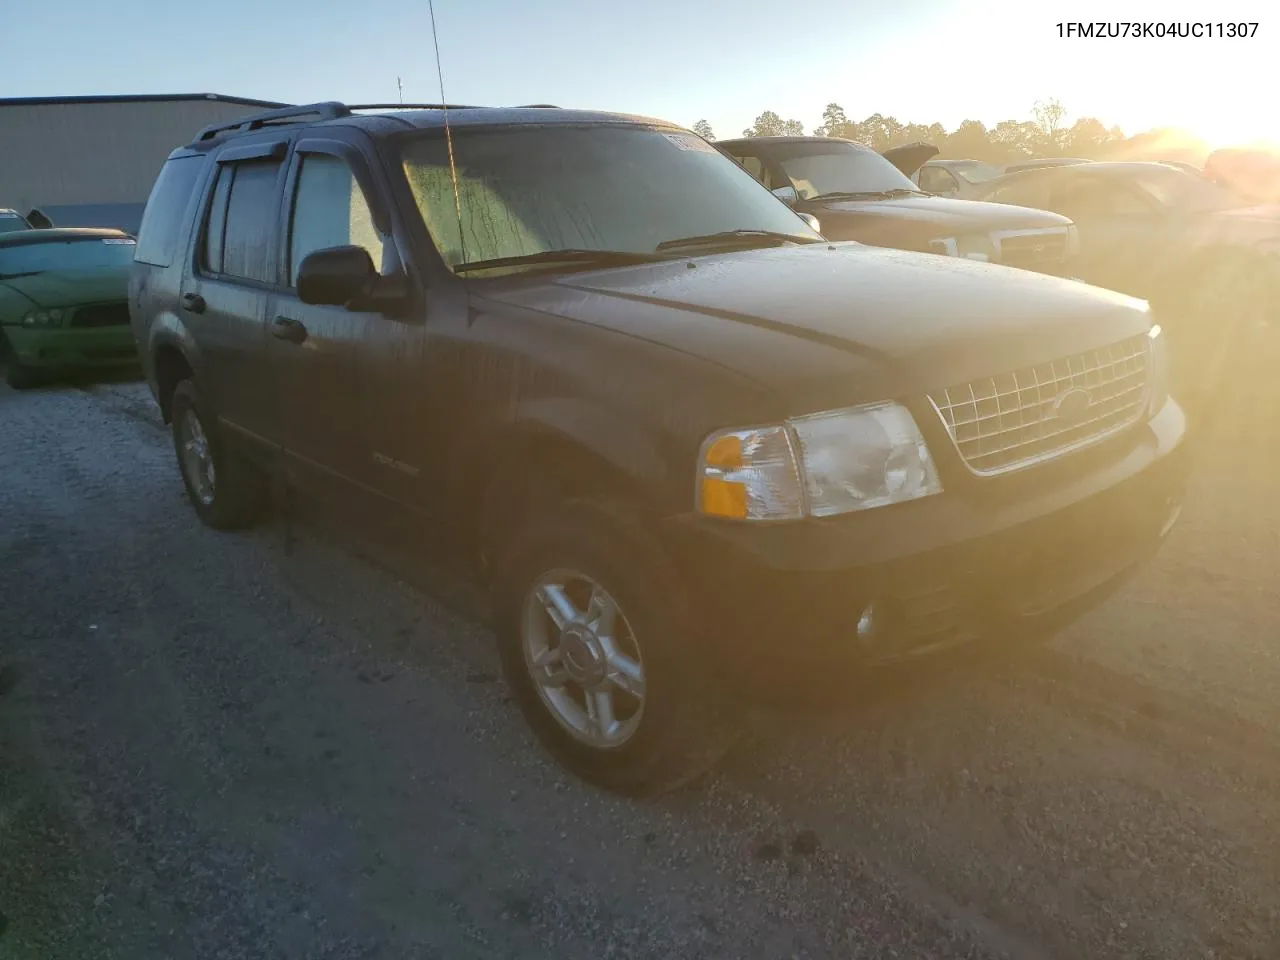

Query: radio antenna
(427, 0), (466, 263)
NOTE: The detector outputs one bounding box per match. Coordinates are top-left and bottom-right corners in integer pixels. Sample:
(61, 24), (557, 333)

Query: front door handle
(180, 292), (206, 314)
(272, 315), (309, 344)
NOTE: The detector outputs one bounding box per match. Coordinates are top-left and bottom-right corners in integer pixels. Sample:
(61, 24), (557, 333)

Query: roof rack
(191, 99), (554, 145)
(346, 102), (481, 111)
(194, 101), (351, 142)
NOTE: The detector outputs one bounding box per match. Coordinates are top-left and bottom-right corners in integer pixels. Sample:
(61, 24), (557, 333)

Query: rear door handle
(180, 292), (206, 314)
(272, 315), (308, 344)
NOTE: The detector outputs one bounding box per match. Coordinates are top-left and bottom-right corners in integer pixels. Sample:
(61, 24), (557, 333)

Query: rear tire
(492, 498), (736, 795)
(170, 379), (267, 530)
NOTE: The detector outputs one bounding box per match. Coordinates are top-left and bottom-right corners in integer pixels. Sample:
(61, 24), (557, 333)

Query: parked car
(132, 101), (1188, 792)
(1203, 147), (1280, 204)
(913, 158), (1005, 198)
(973, 161), (1279, 418)
(1004, 158), (1093, 175)
(913, 159), (1094, 198)
(0, 227), (139, 389)
(0, 208), (32, 234)
(714, 137), (1077, 275)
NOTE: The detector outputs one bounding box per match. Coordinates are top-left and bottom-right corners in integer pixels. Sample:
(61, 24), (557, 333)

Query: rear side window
(201, 157), (284, 284)
(1045, 179), (1150, 219)
(134, 155), (206, 267)
(990, 179), (1050, 208)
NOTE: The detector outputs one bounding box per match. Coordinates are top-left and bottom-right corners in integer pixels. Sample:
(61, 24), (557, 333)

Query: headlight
(696, 402), (942, 521)
(696, 425), (805, 521)
(22, 308), (63, 327)
(1146, 323), (1169, 416)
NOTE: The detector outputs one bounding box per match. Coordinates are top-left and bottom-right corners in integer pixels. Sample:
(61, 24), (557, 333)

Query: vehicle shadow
(0, 360), (143, 392)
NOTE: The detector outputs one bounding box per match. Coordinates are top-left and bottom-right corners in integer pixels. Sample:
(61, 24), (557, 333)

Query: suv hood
(0, 269), (127, 309)
(881, 142), (940, 178)
(478, 244), (1148, 409)
(811, 195), (1071, 234)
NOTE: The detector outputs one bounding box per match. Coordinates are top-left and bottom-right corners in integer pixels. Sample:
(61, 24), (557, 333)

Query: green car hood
(0, 268), (128, 310)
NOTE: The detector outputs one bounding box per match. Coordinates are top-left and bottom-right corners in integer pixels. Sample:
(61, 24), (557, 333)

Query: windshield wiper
(809, 188), (925, 201)
(453, 249), (665, 274)
(0, 270), (45, 280)
(654, 229), (820, 253)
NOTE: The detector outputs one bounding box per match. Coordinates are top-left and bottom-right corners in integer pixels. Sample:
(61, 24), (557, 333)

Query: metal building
(0, 93), (286, 233)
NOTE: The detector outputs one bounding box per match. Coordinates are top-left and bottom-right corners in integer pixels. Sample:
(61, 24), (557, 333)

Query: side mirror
(297, 245), (377, 306)
(771, 185), (799, 206)
(797, 212), (821, 234)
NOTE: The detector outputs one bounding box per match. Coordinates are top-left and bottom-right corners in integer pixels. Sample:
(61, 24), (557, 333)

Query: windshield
(1132, 165), (1245, 212)
(769, 143), (921, 199)
(948, 160), (1004, 184)
(0, 236), (136, 277)
(400, 125), (820, 274)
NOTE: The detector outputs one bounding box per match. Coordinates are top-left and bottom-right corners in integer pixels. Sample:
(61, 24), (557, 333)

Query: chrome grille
(928, 334), (1150, 475)
(997, 230), (1067, 268)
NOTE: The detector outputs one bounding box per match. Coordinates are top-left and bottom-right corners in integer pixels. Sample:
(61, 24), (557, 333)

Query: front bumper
(666, 400), (1190, 664)
(3, 324), (138, 369)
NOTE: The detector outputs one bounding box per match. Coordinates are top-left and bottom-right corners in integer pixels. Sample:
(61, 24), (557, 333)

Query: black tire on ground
(4, 360), (44, 390)
(492, 497), (737, 795)
(1, 333), (42, 390)
(169, 379), (268, 530)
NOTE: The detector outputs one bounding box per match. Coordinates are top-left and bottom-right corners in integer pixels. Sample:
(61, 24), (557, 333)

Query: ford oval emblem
(1052, 387), (1092, 425)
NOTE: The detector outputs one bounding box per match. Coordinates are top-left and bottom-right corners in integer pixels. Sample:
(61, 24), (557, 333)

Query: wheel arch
(465, 400), (680, 577)
(152, 342), (194, 424)
(147, 317), (202, 424)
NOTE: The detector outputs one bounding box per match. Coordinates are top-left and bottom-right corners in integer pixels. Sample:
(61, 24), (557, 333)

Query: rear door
(180, 140), (287, 453)
(268, 137), (401, 506)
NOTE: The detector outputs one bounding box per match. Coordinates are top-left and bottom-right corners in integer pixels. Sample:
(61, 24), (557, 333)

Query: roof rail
(346, 102), (482, 111)
(193, 101), (351, 142)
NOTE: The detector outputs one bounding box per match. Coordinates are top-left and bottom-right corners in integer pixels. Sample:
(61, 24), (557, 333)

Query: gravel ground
(1, 356), (1277, 959)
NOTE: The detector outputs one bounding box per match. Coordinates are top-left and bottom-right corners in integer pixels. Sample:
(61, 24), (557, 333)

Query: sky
(4, 0), (1277, 148)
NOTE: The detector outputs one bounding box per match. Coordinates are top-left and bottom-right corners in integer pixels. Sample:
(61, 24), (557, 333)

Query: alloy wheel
(521, 568), (646, 749)
(178, 409), (217, 507)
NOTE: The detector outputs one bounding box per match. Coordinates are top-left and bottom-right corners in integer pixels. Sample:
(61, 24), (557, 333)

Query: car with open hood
(0, 227), (138, 388)
(715, 136), (1077, 275)
(132, 101), (1188, 793)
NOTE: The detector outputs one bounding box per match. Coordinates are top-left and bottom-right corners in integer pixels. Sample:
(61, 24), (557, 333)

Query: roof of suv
(717, 136), (869, 149)
(181, 100), (680, 151)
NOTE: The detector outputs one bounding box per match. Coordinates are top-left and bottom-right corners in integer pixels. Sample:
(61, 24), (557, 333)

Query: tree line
(690, 100), (1210, 166)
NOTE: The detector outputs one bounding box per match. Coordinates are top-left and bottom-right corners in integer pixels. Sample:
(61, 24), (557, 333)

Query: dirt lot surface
(2, 352), (1278, 959)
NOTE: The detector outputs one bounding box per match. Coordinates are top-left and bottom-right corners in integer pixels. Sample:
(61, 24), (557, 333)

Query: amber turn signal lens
(699, 475), (748, 519)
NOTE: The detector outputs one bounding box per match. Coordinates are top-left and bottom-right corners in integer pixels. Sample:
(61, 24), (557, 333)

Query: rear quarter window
(135, 155), (207, 267)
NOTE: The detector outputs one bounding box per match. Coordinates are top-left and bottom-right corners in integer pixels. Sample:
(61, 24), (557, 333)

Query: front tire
(493, 498), (734, 795)
(5, 360), (43, 390)
(170, 379), (266, 530)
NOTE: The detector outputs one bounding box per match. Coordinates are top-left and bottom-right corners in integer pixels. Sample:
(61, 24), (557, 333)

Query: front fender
(509, 396), (673, 493)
